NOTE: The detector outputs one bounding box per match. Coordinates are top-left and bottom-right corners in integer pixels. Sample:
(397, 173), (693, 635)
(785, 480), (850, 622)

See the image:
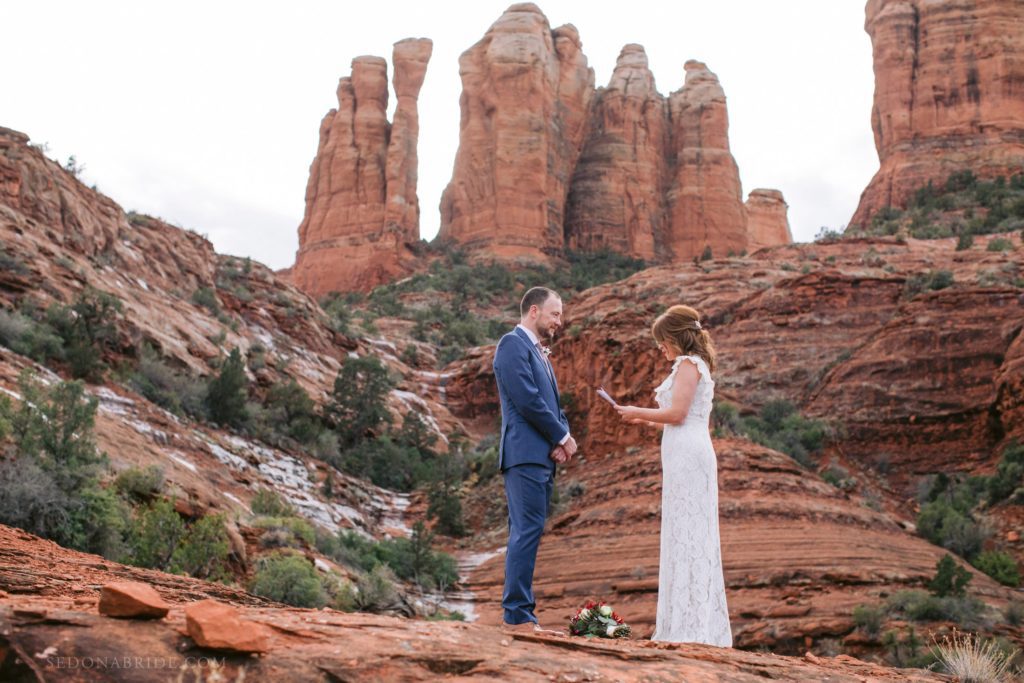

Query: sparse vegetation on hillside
(849, 171), (1024, 239)
(915, 446), (1023, 587)
(353, 247), (647, 365)
(712, 399), (832, 468)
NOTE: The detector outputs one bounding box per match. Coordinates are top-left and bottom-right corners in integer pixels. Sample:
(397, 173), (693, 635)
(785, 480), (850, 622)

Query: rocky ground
(0, 525), (947, 682)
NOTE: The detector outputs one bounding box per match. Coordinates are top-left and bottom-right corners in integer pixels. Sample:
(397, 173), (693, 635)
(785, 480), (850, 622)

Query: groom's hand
(549, 445), (568, 463)
(563, 435), (578, 457)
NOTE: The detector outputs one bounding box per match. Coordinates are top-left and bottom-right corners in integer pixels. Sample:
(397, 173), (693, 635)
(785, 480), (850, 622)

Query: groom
(493, 286), (578, 634)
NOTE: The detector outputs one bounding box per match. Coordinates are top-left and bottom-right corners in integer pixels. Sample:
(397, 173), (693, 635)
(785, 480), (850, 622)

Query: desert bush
(331, 523), (458, 592)
(205, 347), (248, 427)
(168, 513), (230, 580)
(929, 554), (973, 597)
(252, 516), (316, 549)
(129, 346), (207, 418)
(123, 498), (186, 569)
(972, 551), (1021, 588)
(904, 270), (954, 298)
(987, 237), (1015, 252)
(932, 630), (1020, 682)
(1004, 601), (1024, 627)
(885, 589), (985, 627)
(722, 399), (831, 467)
(852, 603), (885, 637)
(917, 498), (989, 559)
(987, 441), (1024, 505)
(354, 564), (399, 612)
(956, 233), (974, 251)
(249, 551), (326, 608)
(258, 379), (322, 447)
(327, 356), (393, 448)
(45, 287), (123, 381)
(113, 465), (164, 502)
(191, 287), (221, 315)
(251, 488), (295, 517)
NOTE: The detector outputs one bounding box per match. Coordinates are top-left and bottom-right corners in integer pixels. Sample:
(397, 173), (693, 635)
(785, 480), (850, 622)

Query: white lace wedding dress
(651, 355), (732, 646)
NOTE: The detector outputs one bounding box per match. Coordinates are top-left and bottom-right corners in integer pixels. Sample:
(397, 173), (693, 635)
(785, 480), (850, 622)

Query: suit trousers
(501, 462), (555, 625)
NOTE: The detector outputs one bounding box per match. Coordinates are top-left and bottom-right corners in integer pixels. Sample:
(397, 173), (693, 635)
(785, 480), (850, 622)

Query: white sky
(3, 1), (879, 270)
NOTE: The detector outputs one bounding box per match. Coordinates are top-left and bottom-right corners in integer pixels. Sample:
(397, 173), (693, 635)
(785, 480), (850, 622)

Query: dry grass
(932, 629), (1020, 683)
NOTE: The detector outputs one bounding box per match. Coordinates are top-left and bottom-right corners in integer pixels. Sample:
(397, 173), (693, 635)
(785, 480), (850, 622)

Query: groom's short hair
(520, 287), (559, 317)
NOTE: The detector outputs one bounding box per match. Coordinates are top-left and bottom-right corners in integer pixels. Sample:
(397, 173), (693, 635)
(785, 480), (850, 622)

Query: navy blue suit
(493, 326), (569, 625)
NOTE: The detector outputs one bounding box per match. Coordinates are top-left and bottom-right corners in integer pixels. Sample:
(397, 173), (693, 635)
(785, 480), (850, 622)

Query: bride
(614, 304), (732, 647)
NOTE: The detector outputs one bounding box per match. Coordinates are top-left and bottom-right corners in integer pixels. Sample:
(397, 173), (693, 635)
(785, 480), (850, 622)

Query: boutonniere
(541, 346), (552, 358)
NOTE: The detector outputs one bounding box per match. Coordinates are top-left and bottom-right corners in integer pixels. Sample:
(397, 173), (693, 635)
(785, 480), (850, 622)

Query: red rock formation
(291, 39), (432, 295)
(0, 525), (945, 681)
(851, 0), (1024, 227)
(565, 45), (668, 260)
(745, 189), (792, 252)
(98, 583), (170, 619)
(666, 60), (749, 260)
(438, 4), (595, 261)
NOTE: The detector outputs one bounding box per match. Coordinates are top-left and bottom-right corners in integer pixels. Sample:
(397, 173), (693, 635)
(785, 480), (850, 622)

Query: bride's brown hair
(651, 305), (716, 372)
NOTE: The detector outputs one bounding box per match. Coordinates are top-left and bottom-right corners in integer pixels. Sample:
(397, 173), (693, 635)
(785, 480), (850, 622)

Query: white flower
(606, 624), (617, 637)
(541, 346), (552, 357)
(598, 605), (612, 617)
(578, 608), (591, 619)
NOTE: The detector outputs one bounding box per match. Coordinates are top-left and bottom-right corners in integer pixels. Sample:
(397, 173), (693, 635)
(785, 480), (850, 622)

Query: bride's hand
(615, 405), (642, 421)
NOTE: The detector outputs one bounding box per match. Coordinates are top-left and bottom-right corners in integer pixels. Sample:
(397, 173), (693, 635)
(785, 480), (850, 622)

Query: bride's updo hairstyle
(651, 305), (716, 372)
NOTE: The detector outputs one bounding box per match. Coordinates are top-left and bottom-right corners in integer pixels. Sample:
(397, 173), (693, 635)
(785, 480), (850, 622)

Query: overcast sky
(3, 1), (879, 270)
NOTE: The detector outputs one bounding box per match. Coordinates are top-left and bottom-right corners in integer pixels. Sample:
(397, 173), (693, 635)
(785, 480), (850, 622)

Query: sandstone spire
(438, 3), (595, 262)
(291, 39), (432, 296)
(666, 60), (748, 260)
(565, 44), (669, 260)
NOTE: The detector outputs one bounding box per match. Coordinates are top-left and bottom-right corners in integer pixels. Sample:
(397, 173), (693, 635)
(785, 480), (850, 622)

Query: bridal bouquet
(568, 601), (632, 638)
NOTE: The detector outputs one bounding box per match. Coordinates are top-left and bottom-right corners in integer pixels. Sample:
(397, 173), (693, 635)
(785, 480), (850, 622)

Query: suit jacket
(493, 327), (569, 471)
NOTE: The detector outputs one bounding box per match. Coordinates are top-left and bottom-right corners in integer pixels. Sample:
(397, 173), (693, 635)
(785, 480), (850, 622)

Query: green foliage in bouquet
(568, 601), (632, 639)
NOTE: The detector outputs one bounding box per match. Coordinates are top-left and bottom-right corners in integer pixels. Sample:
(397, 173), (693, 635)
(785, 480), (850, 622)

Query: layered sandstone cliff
(291, 39), (432, 296)
(851, 0), (1024, 227)
(438, 3), (595, 261)
(442, 15), (790, 267)
(745, 188), (793, 251)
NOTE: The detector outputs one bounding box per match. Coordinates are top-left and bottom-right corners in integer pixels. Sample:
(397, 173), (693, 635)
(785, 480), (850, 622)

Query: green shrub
(917, 498), (988, 559)
(956, 233), (974, 251)
(205, 347), (248, 427)
(129, 347), (207, 419)
(328, 356), (393, 448)
(881, 627), (937, 669)
(251, 488), (295, 517)
(168, 513), (230, 581)
(46, 288), (123, 381)
(972, 551), (1021, 587)
(427, 454), (466, 538)
(258, 379), (322, 446)
(722, 399), (831, 467)
(191, 287), (221, 315)
(904, 269), (954, 298)
(331, 523), (458, 591)
(852, 603), (885, 637)
(987, 237), (1015, 252)
(249, 552), (326, 608)
(354, 564), (399, 612)
(124, 498), (186, 569)
(987, 440), (1024, 504)
(335, 436), (421, 492)
(114, 465), (164, 502)
(885, 589), (985, 626)
(0, 375), (127, 558)
(929, 554), (973, 597)
(252, 515), (315, 548)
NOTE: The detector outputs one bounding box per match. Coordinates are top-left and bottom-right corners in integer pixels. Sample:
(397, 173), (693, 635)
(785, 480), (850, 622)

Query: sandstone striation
(851, 0), (1024, 227)
(291, 39), (433, 295)
(438, 4), (595, 262)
